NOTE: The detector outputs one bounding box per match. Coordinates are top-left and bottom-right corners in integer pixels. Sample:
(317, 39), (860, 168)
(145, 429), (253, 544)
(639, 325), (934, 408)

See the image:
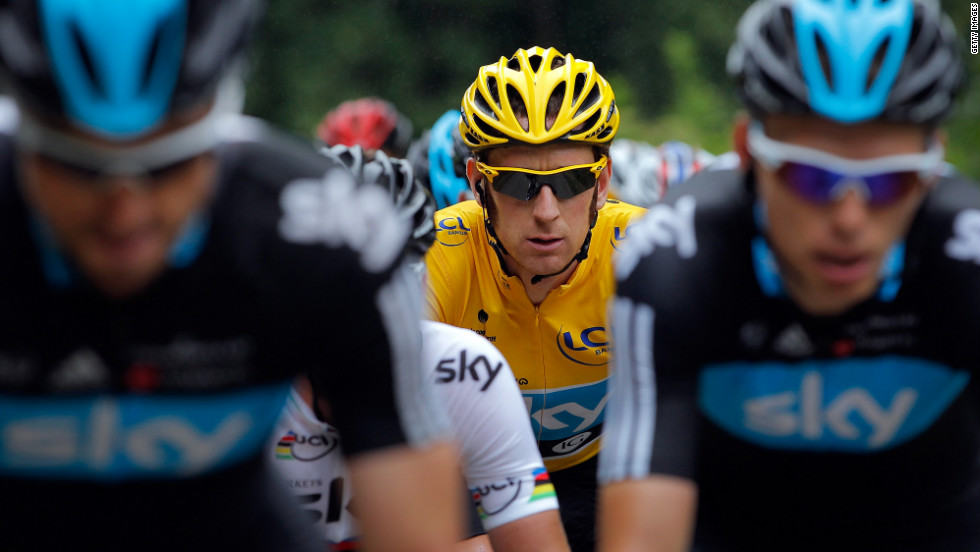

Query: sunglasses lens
(38, 153), (103, 179)
(491, 166), (597, 201)
(778, 163), (916, 206)
(545, 167), (599, 199)
(863, 172), (918, 206)
(491, 171), (536, 200)
(778, 163), (840, 203)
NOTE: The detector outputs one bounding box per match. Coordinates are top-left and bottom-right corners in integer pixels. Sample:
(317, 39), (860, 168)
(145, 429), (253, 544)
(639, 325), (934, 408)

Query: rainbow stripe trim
(275, 431), (296, 460)
(529, 467), (556, 502)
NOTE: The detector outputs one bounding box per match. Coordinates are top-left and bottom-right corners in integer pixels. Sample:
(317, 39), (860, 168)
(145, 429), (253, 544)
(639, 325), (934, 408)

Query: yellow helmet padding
(459, 46), (619, 151)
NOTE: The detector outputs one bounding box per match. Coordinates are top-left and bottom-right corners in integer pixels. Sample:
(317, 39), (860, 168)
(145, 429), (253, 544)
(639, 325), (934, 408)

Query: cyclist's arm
(284, 167), (457, 550)
(598, 476), (697, 552)
(455, 535), (493, 552)
(424, 322), (569, 552)
(488, 510), (569, 552)
(349, 443), (461, 552)
(336, 265), (459, 552)
(598, 290), (702, 552)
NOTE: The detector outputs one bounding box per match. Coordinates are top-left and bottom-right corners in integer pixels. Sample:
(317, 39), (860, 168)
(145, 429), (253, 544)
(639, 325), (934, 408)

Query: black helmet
(321, 144), (437, 257)
(0, 0), (262, 138)
(727, 0), (965, 126)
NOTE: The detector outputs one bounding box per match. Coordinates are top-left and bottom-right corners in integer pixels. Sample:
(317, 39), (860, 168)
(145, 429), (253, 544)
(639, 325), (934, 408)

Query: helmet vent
(577, 110), (601, 136)
(141, 26), (165, 95)
(69, 22), (105, 99)
(527, 54), (543, 73)
(551, 56), (565, 70)
(506, 83), (529, 131)
(487, 78), (502, 109)
(474, 114), (506, 139)
(546, 82), (566, 131)
(507, 56), (521, 71)
(866, 36), (890, 93)
(575, 83), (600, 118)
(814, 31), (835, 91)
(474, 87), (496, 119)
(572, 73), (586, 104)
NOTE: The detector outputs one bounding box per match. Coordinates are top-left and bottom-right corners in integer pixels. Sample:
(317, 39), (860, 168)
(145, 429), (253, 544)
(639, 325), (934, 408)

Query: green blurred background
(245, 0), (978, 179)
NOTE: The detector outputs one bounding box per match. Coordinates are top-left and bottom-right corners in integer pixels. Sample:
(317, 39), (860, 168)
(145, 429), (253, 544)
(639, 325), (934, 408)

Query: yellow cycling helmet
(459, 46), (619, 151)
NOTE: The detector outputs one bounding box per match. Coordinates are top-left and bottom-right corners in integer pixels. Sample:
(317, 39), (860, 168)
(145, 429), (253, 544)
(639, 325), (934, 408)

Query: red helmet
(316, 98), (413, 157)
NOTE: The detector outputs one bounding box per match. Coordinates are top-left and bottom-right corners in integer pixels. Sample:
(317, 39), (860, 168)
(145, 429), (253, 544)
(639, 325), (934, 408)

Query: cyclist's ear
(933, 127), (947, 151)
(466, 157), (486, 207)
(596, 155), (611, 210)
(732, 112), (751, 172)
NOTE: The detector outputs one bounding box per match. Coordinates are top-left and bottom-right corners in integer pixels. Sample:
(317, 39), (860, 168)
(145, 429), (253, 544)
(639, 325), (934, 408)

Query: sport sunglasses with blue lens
(747, 121), (945, 207)
(475, 155), (608, 201)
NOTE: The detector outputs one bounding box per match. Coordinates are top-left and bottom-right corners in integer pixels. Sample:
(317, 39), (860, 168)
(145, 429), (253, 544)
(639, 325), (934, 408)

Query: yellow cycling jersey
(425, 199), (646, 471)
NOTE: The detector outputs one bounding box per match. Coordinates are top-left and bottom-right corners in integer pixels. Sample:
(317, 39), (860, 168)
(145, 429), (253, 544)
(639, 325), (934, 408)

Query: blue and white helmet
(407, 110), (472, 210)
(727, 0), (965, 125)
(0, 0), (262, 139)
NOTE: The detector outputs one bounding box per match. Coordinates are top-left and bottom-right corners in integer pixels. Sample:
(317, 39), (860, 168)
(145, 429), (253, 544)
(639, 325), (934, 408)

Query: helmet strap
(479, 181), (512, 263)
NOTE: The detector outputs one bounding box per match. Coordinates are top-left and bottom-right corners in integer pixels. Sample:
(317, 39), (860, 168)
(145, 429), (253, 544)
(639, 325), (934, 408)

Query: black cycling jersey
(601, 169), (980, 552)
(0, 119), (433, 550)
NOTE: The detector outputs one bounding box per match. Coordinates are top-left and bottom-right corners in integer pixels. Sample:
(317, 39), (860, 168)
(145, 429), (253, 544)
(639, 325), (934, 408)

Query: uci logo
(556, 326), (609, 366)
(275, 430), (340, 462)
(610, 225), (633, 250)
(436, 216), (471, 247)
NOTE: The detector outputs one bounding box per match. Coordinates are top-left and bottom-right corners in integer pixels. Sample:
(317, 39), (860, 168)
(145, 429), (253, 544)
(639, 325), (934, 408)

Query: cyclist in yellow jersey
(425, 46), (645, 552)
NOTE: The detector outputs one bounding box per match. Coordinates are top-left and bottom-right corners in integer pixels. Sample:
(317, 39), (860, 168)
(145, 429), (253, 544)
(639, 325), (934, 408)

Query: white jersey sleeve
(422, 321), (559, 531)
(268, 388), (358, 549)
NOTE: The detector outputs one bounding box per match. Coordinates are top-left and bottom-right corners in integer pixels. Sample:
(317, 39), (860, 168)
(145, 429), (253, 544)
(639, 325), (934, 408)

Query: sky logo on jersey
(699, 356), (969, 452)
(556, 325), (609, 366)
(530, 467), (556, 502)
(274, 429), (340, 461)
(0, 383), (290, 480)
(435, 216), (471, 247)
(524, 379), (607, 447)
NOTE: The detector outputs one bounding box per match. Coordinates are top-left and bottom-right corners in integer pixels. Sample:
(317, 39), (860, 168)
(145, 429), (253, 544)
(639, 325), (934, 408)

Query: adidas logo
(49, 349), (110, 390)
(773, 323), (814, 357)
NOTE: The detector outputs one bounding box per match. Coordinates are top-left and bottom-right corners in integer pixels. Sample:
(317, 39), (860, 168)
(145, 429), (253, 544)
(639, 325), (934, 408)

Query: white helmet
(609, 139), (723, 207)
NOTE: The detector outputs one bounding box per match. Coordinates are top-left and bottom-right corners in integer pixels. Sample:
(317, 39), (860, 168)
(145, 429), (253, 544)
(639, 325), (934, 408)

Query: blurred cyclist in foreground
(599, 1), (976, 550)
(0, 1), (457, 550)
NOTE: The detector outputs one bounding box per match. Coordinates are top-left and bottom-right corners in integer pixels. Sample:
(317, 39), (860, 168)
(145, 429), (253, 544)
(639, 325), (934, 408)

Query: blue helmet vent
(793, 0), (913, 123)
(39, 0), (187, 138)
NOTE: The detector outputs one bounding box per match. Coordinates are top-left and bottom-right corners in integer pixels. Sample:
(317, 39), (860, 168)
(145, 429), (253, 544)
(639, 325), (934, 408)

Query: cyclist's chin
(73, 233), (171, 297)
(790, 264), (881, 316)
(513, 249), (576, 279)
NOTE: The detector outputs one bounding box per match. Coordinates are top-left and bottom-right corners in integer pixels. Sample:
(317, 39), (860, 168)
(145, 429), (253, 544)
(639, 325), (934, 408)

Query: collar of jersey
(29, 212), (211, 289)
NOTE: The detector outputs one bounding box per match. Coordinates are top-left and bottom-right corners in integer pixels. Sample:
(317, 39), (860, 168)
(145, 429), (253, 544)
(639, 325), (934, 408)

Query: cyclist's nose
(531, 184), (561, 222)
(829, 188), (869, 238)
(100, 181), (153, 229)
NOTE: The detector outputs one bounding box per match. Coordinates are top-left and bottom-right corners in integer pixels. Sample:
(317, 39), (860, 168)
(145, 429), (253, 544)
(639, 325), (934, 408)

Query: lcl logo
(436, 216), (471, 247)
(556, 326), (609, 366)
(610, 225), (633, 250)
